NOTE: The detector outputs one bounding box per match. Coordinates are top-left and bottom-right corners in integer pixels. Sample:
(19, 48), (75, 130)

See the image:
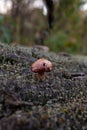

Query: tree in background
(43, 0), (54, 29)
(10, 0), (36, 44)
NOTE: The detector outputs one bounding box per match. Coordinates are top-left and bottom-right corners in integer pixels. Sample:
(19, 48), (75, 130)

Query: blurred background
(0, 0), (87, 54)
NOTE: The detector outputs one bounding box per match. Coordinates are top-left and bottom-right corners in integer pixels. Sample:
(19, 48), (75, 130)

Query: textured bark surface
(0, 42), (87, 130)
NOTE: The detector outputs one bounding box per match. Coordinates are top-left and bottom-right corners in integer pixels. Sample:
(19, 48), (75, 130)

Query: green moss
(0, 42), (87, 129)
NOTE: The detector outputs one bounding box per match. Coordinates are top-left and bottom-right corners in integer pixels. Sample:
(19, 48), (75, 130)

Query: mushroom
(31, 58), (52, 80)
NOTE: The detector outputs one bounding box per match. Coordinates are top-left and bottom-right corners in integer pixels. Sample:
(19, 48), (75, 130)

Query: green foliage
(45, 31), (78, 53)
(0, 15), (11, 44)
(45, 31), (67, 52)
(1, 0), (87, 54)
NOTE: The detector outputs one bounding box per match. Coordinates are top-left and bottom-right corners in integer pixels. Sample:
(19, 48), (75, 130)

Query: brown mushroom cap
(31, 58), (52, 73)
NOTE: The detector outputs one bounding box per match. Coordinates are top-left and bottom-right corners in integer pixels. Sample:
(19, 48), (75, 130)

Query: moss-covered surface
(0, 42), (87, 129)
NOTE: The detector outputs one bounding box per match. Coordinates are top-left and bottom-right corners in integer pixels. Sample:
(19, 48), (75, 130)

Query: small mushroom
(31, 58), (52, 80)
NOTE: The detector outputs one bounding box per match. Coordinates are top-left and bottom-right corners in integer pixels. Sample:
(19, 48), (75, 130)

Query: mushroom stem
(38, 72), (45, 80)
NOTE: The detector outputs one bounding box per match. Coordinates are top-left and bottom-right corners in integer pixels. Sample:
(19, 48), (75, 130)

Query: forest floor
(0, 42), (87, 130)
